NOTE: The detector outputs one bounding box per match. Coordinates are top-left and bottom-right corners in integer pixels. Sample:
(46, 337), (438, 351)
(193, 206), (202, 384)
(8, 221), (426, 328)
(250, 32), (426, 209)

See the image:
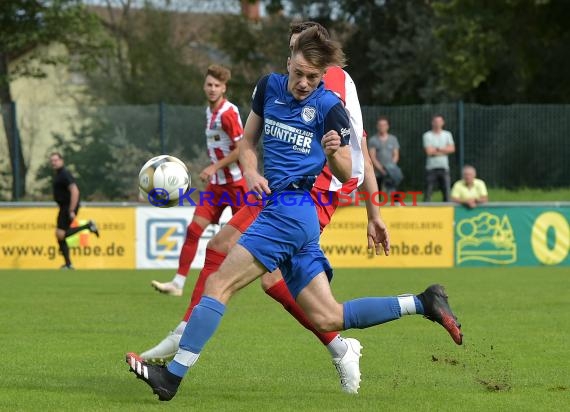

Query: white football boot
(332, 337), (363, 394)
(140, 331), (182, 363)
(151, 281), (183, 297)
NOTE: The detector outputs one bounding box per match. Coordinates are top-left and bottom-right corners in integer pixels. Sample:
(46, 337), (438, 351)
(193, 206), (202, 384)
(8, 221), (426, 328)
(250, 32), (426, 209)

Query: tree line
(2, 0), (569, 199)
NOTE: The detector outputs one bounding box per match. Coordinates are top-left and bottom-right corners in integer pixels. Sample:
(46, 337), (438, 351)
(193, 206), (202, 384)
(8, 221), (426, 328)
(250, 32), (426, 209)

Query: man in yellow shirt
(451, 165), (488, 208)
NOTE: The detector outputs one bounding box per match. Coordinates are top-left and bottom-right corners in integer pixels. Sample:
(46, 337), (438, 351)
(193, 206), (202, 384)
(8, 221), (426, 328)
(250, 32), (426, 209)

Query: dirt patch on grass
(476, 378), (511, 392)
(548, 386), (568, 392)
(431, 355), (461, 366)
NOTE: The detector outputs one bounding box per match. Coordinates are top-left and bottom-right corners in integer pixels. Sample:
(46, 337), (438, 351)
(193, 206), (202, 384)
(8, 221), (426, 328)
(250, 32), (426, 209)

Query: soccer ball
(139, 155), (190, 207)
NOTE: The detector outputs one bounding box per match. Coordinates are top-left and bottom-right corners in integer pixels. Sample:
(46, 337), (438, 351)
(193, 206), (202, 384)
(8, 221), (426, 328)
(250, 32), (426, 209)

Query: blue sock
(166, 296), (226, 378)
(343, 297), (402, 329)
(414, 295), (424, 315)
(167, 360), (189, 378)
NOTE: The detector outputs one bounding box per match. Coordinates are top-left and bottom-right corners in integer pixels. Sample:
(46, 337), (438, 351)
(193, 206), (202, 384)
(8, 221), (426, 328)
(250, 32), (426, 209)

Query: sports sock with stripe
(167, 296), (226, 378)
(343, 295), (424, 329)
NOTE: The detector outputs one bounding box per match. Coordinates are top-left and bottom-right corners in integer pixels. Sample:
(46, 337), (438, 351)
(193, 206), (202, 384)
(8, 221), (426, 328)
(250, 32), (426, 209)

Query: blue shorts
(238, 190), (333, 298)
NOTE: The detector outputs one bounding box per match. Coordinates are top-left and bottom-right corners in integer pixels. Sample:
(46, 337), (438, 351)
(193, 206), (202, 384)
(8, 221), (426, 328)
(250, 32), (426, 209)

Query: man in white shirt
(423, 114), (455, 201)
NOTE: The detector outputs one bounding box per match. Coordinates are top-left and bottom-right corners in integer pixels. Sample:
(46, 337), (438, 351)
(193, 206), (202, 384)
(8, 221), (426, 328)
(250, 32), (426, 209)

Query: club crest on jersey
(301, 106), (316, 123)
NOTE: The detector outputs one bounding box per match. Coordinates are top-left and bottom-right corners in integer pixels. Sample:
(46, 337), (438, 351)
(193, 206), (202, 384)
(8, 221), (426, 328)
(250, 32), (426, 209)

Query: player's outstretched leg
(262, 273), (362, 393)
(140, 222), (243, 361)
(126, 352), (180, 401)
(151, 218), (208, 297)
(141, 247), (227, 362)
(129, 245), (266, 400)
(297, 275), (462, 346)
(341, 285), (462, 345)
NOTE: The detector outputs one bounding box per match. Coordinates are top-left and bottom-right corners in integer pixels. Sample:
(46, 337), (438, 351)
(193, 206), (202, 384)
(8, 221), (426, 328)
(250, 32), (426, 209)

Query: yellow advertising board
(320, 206), (454, 268)
(0, 207), (135, 269)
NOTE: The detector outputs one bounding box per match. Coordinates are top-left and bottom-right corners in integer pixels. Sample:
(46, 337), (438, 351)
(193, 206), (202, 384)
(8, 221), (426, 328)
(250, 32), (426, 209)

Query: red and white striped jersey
(313, 66), (365, 194)
(205, 99), (244, 185)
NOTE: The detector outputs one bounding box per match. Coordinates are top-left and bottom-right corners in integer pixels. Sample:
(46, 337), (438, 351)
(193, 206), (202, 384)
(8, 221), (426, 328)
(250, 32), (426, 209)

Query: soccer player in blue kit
(126, 26), (462, 401)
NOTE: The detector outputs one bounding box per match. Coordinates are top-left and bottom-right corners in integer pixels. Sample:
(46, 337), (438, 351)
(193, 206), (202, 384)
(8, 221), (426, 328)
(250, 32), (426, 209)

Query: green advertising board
(455, 207), (570, 266)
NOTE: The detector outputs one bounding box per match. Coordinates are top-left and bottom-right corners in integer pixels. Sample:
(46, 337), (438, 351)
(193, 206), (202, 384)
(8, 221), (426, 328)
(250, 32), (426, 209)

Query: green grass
(0, 268), (568, 411)
(428, 187), (570, 202)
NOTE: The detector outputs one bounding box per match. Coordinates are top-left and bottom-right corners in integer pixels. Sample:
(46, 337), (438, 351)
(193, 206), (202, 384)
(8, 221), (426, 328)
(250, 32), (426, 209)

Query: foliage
(86, 1), (205, 105)
(212, 14), (291, 106)
(267, 0), (570, 104)
(35, 117), (159, 201)
(0, 0), (106, 83)
(0, 0), (107, 199)
(432, 0), (570, 103)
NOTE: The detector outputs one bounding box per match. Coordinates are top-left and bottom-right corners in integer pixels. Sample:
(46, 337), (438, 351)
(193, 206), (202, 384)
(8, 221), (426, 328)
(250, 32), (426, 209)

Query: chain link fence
(1, 102), (569, 201)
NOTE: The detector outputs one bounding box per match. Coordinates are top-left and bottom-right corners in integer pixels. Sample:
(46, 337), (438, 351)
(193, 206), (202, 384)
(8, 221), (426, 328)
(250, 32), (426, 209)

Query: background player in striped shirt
(151, 65), (248, 296)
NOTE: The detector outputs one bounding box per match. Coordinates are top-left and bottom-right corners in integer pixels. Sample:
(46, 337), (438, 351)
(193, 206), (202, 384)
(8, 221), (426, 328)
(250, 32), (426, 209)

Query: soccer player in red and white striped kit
(151, 65), (249, 296)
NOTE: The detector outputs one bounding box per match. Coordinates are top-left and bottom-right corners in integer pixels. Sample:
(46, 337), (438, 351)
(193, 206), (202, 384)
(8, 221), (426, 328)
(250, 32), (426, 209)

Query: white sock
(397, 294), (417, 316)
(326, 335), (348, 359)
(173, 348), (200, 368)
(172, 274), (186, 289)
(173, 321), (187, 335)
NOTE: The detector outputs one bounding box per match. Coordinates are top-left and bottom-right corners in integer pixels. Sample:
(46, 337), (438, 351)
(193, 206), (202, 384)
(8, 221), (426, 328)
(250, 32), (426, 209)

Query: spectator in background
(423, 114), (455, 201)
(368, 116), (402, 195)
(451, 165), (488, 208)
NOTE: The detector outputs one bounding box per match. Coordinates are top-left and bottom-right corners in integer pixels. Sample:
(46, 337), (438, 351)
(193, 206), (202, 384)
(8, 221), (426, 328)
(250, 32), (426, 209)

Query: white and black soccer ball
(138, 155), (190, 208)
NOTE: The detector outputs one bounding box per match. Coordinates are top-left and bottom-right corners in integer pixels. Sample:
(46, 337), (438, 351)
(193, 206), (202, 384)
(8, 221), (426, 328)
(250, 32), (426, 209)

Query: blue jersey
(252, 73), (350, 192)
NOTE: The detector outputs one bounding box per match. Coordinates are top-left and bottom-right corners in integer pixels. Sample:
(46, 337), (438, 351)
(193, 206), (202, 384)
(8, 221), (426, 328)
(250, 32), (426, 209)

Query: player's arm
(325, 138), (351, 182)
(68, 183), (79, 217)
(240, 111), (269, 196)
(209, 148), (240, 171)
(241, 75), (270, 196)
(360, 139), (390, 255)
(201, 148), (240, 182)
(200, 110), (243, 181)
(323, 103), (352, 183)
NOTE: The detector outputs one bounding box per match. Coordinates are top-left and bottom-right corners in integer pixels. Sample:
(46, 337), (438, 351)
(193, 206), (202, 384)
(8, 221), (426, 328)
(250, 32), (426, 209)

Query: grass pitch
(0, 267), (568, 411)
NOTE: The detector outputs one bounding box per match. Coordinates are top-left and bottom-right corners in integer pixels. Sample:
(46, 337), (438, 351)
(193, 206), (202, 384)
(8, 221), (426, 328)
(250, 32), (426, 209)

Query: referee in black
(50, 152), (99, 269)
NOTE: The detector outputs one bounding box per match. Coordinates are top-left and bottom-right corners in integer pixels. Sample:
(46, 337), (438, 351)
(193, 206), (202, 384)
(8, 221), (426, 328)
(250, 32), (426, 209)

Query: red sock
(182, 247), (227, 322)
(177, 222), (205, 276)
(265, 279), (339, 345)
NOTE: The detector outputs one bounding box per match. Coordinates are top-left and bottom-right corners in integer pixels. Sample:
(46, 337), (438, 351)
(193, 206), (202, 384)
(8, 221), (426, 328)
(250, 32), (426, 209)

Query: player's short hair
(432, 113), (445, 121)
(50, 152), (63, 160)
(289, 21), (330, 41)
(206, 64), (231, 83)
(377, 115), (390, 124)
(291, 26), (345, 70)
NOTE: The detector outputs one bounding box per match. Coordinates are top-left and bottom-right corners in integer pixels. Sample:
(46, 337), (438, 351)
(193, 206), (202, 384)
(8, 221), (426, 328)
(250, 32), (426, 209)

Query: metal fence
(361, 103), (570, 192)
(1, 102), (569, 201)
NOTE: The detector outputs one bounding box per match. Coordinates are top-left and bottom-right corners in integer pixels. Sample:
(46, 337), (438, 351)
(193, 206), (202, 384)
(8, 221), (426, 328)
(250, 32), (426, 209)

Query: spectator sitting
(451, 165), (488, 209)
